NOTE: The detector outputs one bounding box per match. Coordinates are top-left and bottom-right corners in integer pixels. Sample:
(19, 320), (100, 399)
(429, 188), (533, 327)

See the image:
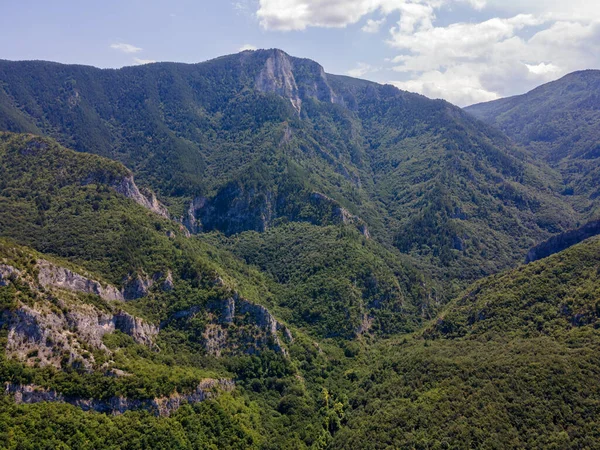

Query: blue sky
(2, 0), (599, 106)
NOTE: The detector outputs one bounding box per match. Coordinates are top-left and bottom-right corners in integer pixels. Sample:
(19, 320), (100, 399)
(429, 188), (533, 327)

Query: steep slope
(0, 132), (445, 447)
(0, 132), (433, 339)
(0, 50), (579, 279)
(466, 70), (600, 200)
(333, 236), (600, 449)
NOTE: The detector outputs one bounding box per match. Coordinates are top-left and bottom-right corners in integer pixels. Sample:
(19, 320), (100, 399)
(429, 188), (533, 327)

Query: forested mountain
(1, 50), (600, 449)
(335, 236), (600, 449)
(0, 49), (579, 279)
(466, 70), (600, 202)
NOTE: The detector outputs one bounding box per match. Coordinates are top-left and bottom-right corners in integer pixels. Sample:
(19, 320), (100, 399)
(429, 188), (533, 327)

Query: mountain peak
(250, 48), (342, 112)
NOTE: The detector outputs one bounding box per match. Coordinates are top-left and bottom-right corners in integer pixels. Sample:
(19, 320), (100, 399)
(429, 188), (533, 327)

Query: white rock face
(113, 174), (169, 219)
(37, 259), (124, 301)
(255, 49), (302, 112)
(6, 302), (159, 369)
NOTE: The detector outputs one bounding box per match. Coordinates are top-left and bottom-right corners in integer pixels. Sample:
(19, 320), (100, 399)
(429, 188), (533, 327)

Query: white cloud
(239, 44), (258, 51)
(347, 62), (377, 78)
(388, 15), (600, 105)
(525, 62), (560, 76)
(110, 43), (142, 54)
(362, 18), (385, 33)
(256, 0), (417, 31)
(392, 67), (501, 106)
(133, 58), (156, 65)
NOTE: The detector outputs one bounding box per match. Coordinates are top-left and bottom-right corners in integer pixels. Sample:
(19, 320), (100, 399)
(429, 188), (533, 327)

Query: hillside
(333, 235), (600, 449)
(0, 132), (446, 447)
(466, 70), (600, 202)
(2, 50), (600, 449)
(0, 50), (579, 279)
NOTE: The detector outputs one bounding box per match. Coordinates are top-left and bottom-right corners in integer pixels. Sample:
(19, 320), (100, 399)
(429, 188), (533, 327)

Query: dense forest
(0, 50), (600, 448)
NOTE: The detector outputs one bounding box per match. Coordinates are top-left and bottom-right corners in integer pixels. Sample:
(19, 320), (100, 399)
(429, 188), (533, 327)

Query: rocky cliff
(167, 293), (292, 357)
(38, 259), (171, 301)
(113, 174), (169, 219)
(37, 259), (124, 301)
(5, 378), (234, 416)
(3, 259), (159, 369)
(253, 49), (343, 112)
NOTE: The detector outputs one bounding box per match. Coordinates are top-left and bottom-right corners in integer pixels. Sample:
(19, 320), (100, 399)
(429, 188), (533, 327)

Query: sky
(1, 0), (599, 106)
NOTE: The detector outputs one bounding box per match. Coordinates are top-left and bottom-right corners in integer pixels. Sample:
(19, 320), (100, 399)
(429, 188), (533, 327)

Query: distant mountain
(0, 50), (579, 278)
(466, 70), (600, 200)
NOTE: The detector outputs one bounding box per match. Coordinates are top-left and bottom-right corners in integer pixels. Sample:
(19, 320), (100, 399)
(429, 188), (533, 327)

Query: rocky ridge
(166, 293), (293, 357)
(112, 174), (169, 219)
(5, 378), (234, 416)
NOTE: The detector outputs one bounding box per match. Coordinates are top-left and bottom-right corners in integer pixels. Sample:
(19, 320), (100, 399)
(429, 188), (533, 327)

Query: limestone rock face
(113, 174), (169, 219)
(2, 260), (159, 368)
(37, 259), (124, 302)
(121, 274), (153, 300)
(255, 49), (302, 112)
(6, 302), (159, 369)
(254, 49), (344, 112)
(5, 378), (234, 416)
(113, 312), (159, 348)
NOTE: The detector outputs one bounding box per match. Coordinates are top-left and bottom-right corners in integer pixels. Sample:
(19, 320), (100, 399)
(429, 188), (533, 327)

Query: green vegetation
(466, 70), (600, 207)
(333, 236), (600, 449)
(0, 51), (580, 278)
(0, 51), (600, 448)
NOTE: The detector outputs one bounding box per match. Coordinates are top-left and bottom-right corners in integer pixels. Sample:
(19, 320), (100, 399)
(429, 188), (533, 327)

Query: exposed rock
(113, 311), (159, 348)
(113, 174), (169, 219)
(254, 49), (344, 113)
(5, 378), (234, 416)
(0, 264), (20, 286)
(195, 183), (274, 235)
(255, 49), (302, 112)
(37, 259), (124, 302)
(6, 301), (158, 369)
(161, 271), (174, 292)
(121, 274), (153, 300)
(525, 220), (600, 263)
(182, 196), (206, 233)
(203, 294), (292, 356)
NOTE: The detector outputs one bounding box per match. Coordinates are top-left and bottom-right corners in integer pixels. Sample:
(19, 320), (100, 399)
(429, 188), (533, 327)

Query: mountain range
(1, 49), (600, 448)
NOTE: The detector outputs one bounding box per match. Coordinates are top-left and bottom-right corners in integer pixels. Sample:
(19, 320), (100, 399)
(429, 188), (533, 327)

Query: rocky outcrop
(5, 378), (234, 416)
(254, 49), (344, 113)
(162, 271), (174, 292)
(38, 260), (172, 301)
(121, 274), (153, 300)
(0, 264), (20, 286)
(203, 294), (293, 356)
(113, 174), (169, 219)
(525, 220), (600, 263)
(113, 312), (159, 348)
(6, 302), (159, 369)
(166, 294), (292, 357)
(255, 49), (302, 112)
(37, 259), (124, 302)
(182, 196), (206, 233)
(193, 183), (274, 235)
